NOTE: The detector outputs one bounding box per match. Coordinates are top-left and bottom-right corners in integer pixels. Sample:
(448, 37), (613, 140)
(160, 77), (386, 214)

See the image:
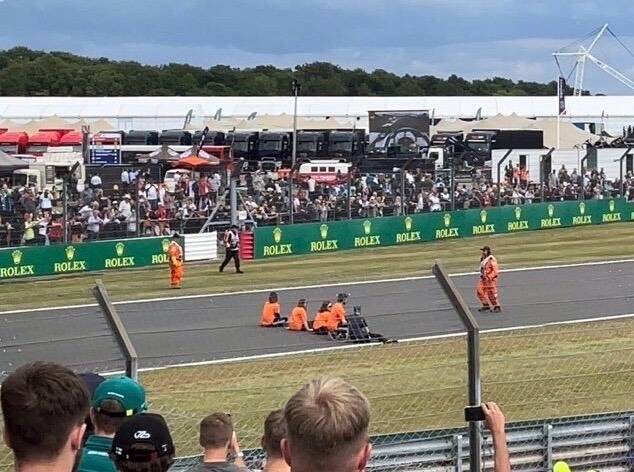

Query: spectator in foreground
(261, 409), (289, 472)
(189, 412), (249, 472)
(481, 402), (511, 472)
(0, 361), (90, 472)
(281, 377), (372, 472)
(77, 376), (147, 472)
(110, 413), (175, 472)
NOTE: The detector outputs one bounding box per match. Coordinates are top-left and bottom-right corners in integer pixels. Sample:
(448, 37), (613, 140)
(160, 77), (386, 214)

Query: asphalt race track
(2, 261), (634, 378)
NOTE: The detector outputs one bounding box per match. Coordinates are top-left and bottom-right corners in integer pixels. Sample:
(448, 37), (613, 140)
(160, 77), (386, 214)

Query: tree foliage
(0, 47), (576, 97)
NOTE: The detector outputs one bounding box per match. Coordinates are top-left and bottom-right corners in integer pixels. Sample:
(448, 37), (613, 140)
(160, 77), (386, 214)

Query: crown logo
(514, 207), (522, 220)
(548, 204), (555, 218)
(162, 239), (170, 252)
(480, 210), (487, 224)
(320, 224), (329, 240)
(12, 250), (22, 265)
(65, 246), (75, 261)
(579, 201), (586, 215)
(115, 242), (125, 257)
(273, 227), (282, 243)
(363, 220), (372, 235)
(609, 199), (615, 212)
(443, 213), (451, 227)
(404, 216), (413, 231)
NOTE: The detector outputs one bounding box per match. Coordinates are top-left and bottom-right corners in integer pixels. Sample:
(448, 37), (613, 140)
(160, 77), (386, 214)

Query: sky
(1, 0), (634, 94)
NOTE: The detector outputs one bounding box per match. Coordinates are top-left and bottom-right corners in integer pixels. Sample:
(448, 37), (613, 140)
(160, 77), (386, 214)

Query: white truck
(12, 151), (85, 192)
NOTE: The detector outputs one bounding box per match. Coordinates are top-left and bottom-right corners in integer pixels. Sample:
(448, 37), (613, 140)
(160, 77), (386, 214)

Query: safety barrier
(254, 198), (634, 259)
(182, 232), (217, 261)
(0, 236), (184, 281)
(170, 412), (634, 472)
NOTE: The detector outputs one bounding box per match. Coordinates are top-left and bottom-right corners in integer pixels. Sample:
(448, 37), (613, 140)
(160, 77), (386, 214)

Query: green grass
(2, 222), (634, 311)
(141, 317), (634, 456)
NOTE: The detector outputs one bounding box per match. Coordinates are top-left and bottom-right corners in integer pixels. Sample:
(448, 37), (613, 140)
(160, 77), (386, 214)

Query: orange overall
(167, 241), (184, 288)
(476, 255), (500, 308)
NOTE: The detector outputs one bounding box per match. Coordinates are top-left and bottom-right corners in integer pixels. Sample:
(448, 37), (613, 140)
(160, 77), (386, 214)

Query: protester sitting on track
(77, 376), (147, 472)
(330, 293), (349, 328)
(287, 299), (312, 332)
(188, 412), (250, 472)
(281, 377), (372, 472)
(261, 291), (287, 327)
(312, 301), (334, 334)
(110, 413), (175, 472)
(1, 361), (90, 472)
(261, 409), (290, 472)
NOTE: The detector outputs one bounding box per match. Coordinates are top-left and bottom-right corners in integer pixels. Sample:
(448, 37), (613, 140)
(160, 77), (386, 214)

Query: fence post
(496, 149), (513, 206)
(93, 279), (138, 380)
(454, 434), (464, 472)
(62, 179), (69, 244)
(432, 262), (481, 472)
(544, 424), (554, 471)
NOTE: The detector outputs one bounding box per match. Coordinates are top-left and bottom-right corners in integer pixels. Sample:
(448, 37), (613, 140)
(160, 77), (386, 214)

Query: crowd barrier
(254, 198), (634, 258)
(0, 236), (184, 281)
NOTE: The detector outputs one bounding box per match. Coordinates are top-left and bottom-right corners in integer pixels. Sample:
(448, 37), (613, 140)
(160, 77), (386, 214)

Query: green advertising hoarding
(255, 198), (634, 259)
(0, 237), (180, 281)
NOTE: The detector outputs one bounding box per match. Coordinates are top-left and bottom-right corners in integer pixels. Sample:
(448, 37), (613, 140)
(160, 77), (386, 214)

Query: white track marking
(3, 258), (634, 315)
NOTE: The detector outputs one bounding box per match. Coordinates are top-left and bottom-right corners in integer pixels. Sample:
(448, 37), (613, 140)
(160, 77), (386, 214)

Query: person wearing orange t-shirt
(330, 293), (349, 327)
(261, 292), (287, 327)
(287, 299), (312, 332)
(477, 246), (501, 312)
(312, 301), (333, 334)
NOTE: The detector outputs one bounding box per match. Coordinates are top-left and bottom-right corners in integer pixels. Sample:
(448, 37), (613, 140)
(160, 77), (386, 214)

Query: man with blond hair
(281, 377), (371, 472)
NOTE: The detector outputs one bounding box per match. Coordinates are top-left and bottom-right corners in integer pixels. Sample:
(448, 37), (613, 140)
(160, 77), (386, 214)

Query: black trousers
(220, 249), (240, 272)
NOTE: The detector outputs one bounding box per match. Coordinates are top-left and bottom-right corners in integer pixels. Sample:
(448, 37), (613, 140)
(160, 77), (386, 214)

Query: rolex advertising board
(0, 237), (180, 281)
(255, 199), (633, 259)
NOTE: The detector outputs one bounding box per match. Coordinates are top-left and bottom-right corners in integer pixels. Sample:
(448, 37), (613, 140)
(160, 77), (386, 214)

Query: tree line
(0, 46), (578, 97)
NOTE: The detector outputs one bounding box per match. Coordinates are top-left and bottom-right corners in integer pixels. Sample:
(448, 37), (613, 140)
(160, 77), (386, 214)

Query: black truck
(193, 130), (225, 146)
(296, 131), (328, 158)
(327, 130), (365, 159)
(124, 130), (159, 145)
(257, 131), (292, 163)
(464, 129), (544, 166)
(159, 130), (193, 146)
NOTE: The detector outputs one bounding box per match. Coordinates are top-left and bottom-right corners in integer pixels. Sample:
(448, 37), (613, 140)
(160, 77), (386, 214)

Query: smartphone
(464, 405), (486, 422)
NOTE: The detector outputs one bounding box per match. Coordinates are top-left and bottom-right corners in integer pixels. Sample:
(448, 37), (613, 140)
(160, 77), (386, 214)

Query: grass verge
(2, 222), (634, 311)
(141, 317), (634, 456)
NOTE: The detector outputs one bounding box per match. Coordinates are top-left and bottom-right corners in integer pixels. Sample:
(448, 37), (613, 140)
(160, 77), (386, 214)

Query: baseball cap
(111, 413), (175, 462)
(92, 376), (147, 417)
(480, 246), (491, 252)
(79, 372), (106, 398)
(553, 462), (571, 472)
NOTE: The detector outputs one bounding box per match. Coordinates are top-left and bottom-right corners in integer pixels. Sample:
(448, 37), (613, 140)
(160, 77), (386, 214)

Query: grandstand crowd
(0, 161), (632, 247)
(0, 361), (511, 472)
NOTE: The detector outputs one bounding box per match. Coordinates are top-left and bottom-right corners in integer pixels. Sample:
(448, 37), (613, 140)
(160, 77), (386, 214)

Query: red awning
(176, 156), (215, 168)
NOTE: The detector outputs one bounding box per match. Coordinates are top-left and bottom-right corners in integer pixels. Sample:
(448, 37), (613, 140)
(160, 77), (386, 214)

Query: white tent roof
(1, 96), (634, 120)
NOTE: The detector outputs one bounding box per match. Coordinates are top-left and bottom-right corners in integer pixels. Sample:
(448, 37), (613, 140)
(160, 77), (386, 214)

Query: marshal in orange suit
(476, 246), (501, 312)
(167, 234), (184, 289)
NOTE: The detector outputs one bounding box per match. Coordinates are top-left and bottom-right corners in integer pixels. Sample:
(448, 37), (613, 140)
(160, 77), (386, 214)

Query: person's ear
(357, 441), (372, 471)
(281, 438), (292, 466)
(70, 423), (87, 452)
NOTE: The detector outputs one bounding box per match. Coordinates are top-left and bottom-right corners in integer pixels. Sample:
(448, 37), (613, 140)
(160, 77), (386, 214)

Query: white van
(297, 160), (351, 184)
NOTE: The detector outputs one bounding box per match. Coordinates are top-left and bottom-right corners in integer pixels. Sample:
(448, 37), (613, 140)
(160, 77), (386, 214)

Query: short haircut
(1, 361), (90, 463)
(284, 378), (370, 464)
(199, 413), (233, 449)
(262, 409), (286, 458)
(93, 399), (126, 436)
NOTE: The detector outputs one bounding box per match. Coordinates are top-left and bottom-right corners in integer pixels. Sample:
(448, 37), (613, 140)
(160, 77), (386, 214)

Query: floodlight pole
(289, 79), (300, 224)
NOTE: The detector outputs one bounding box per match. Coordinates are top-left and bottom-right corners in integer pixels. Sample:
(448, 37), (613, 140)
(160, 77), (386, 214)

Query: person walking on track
(219, 224), (243, 273)
(477, 246), (501, 312)
(167, 233), (184, 289)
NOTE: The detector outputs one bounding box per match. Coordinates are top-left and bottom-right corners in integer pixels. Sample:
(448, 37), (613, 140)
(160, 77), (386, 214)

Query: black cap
(78, 372), (106, 399)
(172, 233), (180, 239)
(230, 224), (239, 229)
(111, 413), (174, 462)
(480, 246), (491, 252)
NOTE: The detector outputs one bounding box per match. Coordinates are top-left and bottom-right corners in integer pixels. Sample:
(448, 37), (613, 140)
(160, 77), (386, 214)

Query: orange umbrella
(176, 156), (215, 168)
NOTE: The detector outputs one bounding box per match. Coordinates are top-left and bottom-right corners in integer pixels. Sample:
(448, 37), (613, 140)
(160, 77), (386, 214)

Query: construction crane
(553, 24), (634, 95)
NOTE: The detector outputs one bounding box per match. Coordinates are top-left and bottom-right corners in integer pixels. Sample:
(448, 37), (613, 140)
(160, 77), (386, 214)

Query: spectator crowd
(1, 161), (633, 247)
(0, 361), (511, 472)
